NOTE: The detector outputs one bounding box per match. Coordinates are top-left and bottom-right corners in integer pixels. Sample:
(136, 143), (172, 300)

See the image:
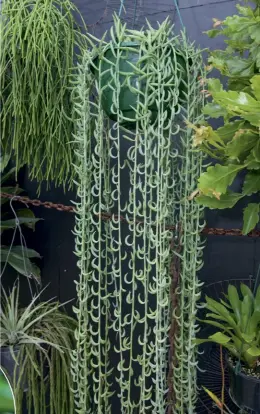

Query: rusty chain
(1, 192), (260, 237)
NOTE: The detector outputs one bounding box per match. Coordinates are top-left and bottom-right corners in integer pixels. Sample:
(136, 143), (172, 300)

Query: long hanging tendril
(0, 0), (86, 190)
(171, 36), (205, 414)
(72, 16), (204, 414)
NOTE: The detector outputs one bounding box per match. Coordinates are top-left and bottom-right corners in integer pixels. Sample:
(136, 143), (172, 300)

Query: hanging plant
(0, 0), (87, 189)
(1, 161), (41, 282)
(72, 15), (204, 414)
(90, 20), (189, 126)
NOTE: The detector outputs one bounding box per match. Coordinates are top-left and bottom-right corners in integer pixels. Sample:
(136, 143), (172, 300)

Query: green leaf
(9, 246), (41, 259)
(207, 78), (223, 93)
(213, 90), (260, 112)
(216, 121), (245, 142)
(228, 285), (241, 323)
(236, 4), (254, 17)
(209, 332), (232, 345)
(16, 209), (41, 230)
(251, 75), (260, 100)
(242, 203), (260, 235)
(1, 186), (23, 205)
(1, 167), (17, 184)
(1, 216), (41, 230)
(196, 191), (242, 209)
(226, 56), (255, 77)
(206, 29), (221, 38)
(245, 151), (260, 170)
(198, 319), (231, 330)
(240, 283), (254, 302)
(255, 285), (260, 311)
(0, 154), (11, 172)
(240, 294), (253, 332)
(247, 346), (260, 357)
(205, 296), (236, 327)
(225, 130), (258, 159)
(241, 332), (255, 343)
(242, 172), (260, 196)
(1, 249), (41, 281)
(203, 103), (227, 118)
(249, 23), (260, 42)
(228, 78), (251, 93)
(253, 139), (260, 162)
(198, 164), (244, 196)
(206, 312), (232, 322)
(242, 113), (260, 127)
(248, 310), (260, 334)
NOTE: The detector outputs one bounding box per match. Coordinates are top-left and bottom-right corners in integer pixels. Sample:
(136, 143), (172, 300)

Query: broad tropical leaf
(243, 171), (260, 195)
(198, 164), (244, 196)
(196, 191), (242, 209)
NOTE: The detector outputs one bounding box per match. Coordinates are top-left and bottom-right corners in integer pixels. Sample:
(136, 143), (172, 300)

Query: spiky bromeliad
(71, 16), (204, 414)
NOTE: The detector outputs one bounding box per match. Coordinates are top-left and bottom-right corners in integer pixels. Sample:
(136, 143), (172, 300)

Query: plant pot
(0, 345), (28, 392)
(0, 345), (49, 393)
(228, 360), (260, 413)
(91, 42), (188, 127)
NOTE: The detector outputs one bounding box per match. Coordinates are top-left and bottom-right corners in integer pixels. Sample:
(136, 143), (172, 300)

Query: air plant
(0, 284), (76, 414)
(72, 15), (204, 414)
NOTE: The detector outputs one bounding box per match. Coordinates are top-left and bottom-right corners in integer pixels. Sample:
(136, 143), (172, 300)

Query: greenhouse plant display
(0, 284), (76, 414)
(192, 0), (260, 234)
(72, 15), (205, 414)
(0, 0), (87, 189)
(197, 283), (260, 412)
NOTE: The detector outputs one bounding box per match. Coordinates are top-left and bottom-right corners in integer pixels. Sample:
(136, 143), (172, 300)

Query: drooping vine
(0, 0), (86, 189)
(72, 16), (204, 414)
(170, 36), (205, 414)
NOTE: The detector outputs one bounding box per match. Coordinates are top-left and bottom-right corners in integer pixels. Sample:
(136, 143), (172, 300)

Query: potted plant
(0, 284), (76, 414)
(197, 283), (260, 412)
(90, 15), (189, 127)
(191, 0), (260, 234)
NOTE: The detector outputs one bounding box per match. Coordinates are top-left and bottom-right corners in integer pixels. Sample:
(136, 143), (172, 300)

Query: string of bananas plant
(0, 0), (87, 190)
(71, 15), (204, 414)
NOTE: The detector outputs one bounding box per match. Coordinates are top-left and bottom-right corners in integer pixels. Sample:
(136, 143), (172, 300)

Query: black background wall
(4, 0), (260, 307)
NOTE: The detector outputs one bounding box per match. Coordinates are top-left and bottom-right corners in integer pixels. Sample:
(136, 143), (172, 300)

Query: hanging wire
(118, 0), (125, 17)
(172, 0), (184, 29)
(132, 0), (138, 28)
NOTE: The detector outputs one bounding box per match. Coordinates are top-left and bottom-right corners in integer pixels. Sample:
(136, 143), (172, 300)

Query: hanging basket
(91, 40), (189, 127)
